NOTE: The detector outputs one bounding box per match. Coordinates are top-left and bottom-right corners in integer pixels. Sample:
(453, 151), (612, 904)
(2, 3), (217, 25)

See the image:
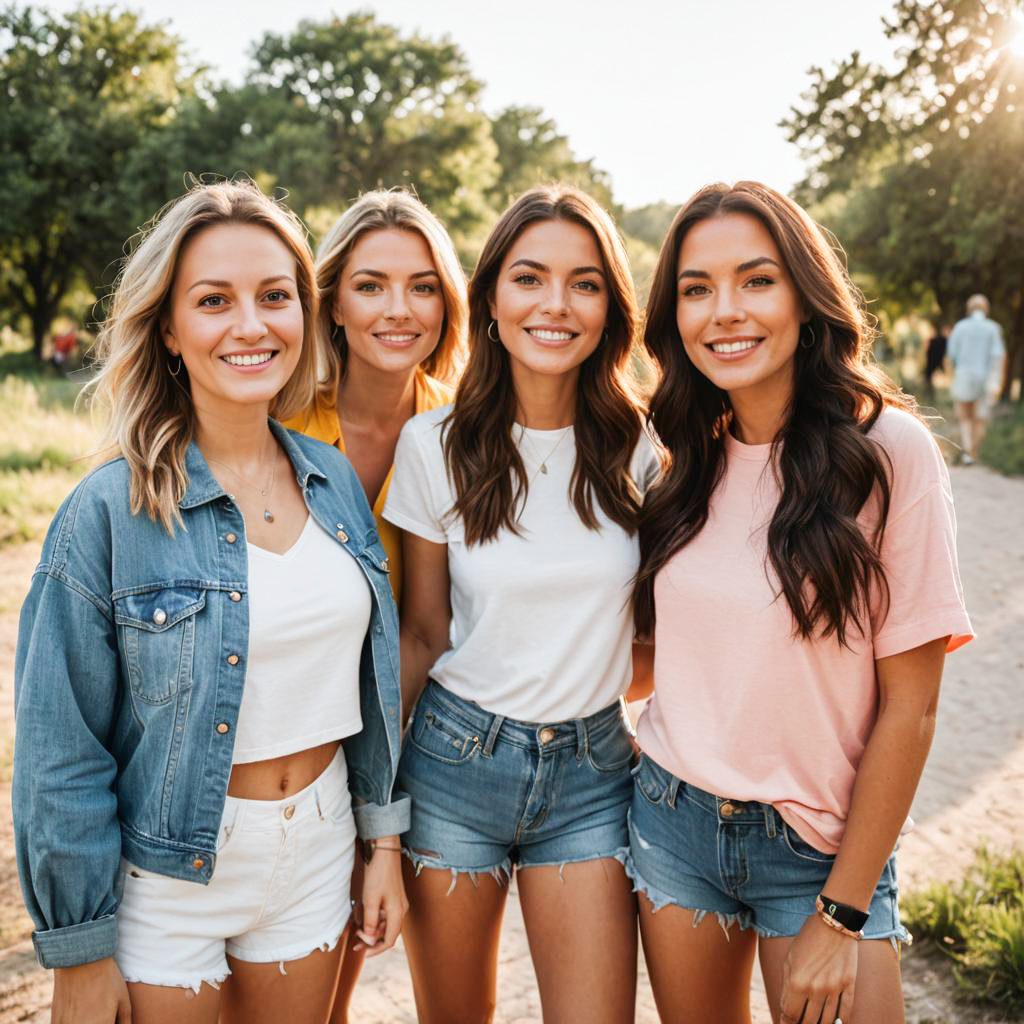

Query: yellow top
(283, 371), (453, 603)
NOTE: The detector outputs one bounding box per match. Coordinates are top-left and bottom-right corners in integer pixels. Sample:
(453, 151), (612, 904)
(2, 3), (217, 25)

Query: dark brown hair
(444, 185), (645, 544)
(636, 181), (920, 644)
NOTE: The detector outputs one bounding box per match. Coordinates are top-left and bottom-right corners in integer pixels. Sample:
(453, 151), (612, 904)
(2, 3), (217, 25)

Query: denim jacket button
(216, 723), (229, 734)
(229, 592), (242, 602)
(192, 858), (204, 870)
(152, 608), (167, 625)
(227, 654), (240, 666)
(336, 529), (349, 543)
(225, 533), (237, 544)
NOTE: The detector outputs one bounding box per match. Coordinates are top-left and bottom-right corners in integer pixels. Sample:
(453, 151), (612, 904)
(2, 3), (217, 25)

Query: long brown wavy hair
(635, 181), (919, 645)
(445, 186), (645, 544)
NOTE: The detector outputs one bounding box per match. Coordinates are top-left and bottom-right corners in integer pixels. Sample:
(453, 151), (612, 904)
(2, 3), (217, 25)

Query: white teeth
(710, 340), (759, 354)
(223, 351), (274, 366)
(377, 333), (417, 342)
(529, 329), (575, 341)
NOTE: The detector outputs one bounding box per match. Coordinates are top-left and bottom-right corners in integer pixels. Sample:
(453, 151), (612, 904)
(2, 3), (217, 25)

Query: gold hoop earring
(487, 319), (501, 343)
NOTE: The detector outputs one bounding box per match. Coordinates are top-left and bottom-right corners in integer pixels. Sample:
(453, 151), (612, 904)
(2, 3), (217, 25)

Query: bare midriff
(227, 739), (341, 800)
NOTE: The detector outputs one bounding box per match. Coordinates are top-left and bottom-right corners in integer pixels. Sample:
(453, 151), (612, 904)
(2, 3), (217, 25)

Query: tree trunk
(1003, 294), (1024, 403)
(30, 302), (55, 362)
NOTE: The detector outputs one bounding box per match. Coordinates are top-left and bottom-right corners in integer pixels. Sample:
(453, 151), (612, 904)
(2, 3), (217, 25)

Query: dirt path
(1, 463), (1021, 1023)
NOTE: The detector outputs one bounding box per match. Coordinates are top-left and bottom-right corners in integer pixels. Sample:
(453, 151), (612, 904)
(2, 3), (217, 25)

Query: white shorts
(115, 746), (357, 992)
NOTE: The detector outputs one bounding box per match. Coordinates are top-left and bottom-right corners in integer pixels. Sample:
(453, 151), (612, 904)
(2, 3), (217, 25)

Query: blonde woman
(13, 180), (408, 1024)
(287, 189), (466, 604)
(285, 188), (466, 1022)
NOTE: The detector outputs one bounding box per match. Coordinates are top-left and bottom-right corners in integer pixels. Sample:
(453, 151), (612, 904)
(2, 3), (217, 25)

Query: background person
(948, 293), (1005, 464)
(384, 186), (660, 1024)
(922, 320), (948, 402)
(630, 181), (973, 1024)
(13, 181), (408, 1024)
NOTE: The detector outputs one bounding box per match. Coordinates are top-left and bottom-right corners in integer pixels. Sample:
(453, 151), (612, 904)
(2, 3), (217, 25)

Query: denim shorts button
(538, 727), (556, 744)
(152, 608), (167, 625)
(283, 805), (295, 820)
(720, 801), (735, 817)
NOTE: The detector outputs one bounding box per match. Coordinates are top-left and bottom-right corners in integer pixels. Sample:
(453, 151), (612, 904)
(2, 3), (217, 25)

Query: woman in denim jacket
(13, 181), (408, 1023)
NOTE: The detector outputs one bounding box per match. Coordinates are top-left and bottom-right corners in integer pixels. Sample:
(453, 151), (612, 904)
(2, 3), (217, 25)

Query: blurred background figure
(923, 319), (949, 402)
(949, 294), (1005, 464)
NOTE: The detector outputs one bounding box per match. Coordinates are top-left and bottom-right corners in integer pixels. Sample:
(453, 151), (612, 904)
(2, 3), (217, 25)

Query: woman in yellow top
(285, 189), (467, 1018)
(287, 189), (467, 604)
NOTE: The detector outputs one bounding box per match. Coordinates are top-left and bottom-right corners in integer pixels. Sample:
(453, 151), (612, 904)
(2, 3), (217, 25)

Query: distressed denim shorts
(625, 753), (910, 944)
(114, 746), (356, 992)
(399, 681), (634, 883)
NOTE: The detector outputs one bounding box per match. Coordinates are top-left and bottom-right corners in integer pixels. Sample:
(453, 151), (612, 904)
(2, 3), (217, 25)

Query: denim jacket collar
(178, 419), (327, 510)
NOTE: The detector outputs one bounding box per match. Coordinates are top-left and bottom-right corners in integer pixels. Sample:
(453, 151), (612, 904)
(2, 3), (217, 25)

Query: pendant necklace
(207, 444), (279, 523)
(519, 424), (571, 483)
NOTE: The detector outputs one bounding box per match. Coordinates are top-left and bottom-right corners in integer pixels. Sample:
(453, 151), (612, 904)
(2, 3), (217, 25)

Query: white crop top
(232, 516), (371, 765)
(382, 405), (662, 722)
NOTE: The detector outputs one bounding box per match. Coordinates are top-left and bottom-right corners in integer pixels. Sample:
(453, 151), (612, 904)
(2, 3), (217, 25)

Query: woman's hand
(354, 838), (408, 958)
(52, 957), (131, 1023)
(779, 914), (857, 1024)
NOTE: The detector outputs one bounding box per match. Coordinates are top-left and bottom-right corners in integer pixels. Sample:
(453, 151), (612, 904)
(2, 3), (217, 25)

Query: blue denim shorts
(625, 753), (911, 943)
(398, 681), (634, 883)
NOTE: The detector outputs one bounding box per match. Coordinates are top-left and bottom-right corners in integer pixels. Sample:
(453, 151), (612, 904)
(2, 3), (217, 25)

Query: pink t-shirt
(636, 406), (973, 854)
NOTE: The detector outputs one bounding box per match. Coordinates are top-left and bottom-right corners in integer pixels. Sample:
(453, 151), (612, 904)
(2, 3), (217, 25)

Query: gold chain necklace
(207, 444), (279, 523)
(518, 425), (572, 484)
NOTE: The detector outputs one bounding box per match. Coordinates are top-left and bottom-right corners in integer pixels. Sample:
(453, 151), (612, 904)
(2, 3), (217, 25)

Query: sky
(41, 0), (901, 208)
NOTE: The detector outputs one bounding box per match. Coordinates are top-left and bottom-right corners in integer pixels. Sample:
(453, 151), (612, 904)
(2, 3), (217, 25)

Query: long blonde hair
(314, 189), (467, 397)
(89, 180), (319, 533)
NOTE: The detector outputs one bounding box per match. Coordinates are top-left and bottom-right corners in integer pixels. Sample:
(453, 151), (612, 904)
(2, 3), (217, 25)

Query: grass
(980, 403), (1024, 477)
(903, 846), (1024, 1012)
(0, 366), (99, 547)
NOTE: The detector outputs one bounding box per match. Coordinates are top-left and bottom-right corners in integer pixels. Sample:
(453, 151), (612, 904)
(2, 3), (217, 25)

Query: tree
(487, 106), (615, 211)
(784, 0), (1024, 398)
(238, 13), (500, 252)
(0, 5), (195, 358)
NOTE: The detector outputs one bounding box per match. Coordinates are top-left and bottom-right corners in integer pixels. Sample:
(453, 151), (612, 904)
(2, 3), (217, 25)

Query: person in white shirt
(948, 293), (1005, 463)
(383, 186), (660, 1023)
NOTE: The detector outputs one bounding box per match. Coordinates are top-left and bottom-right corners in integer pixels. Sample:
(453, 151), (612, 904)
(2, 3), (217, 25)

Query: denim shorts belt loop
(398, 680), (635, 882)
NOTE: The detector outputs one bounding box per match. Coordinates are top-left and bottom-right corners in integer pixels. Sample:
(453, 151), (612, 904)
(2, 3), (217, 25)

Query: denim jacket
(13, 422), (408, 969)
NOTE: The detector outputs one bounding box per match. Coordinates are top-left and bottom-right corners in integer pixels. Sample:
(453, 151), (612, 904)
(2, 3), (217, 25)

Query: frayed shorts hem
(623, 851), (912, 950)
(403, 844), (630, 893)
(117, 969), (230, 996)
(227, 909), (351, 966)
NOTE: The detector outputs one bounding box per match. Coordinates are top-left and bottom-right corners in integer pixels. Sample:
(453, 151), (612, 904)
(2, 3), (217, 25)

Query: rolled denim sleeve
(352, 792), (411, 840)
(13, 569), (123, 968)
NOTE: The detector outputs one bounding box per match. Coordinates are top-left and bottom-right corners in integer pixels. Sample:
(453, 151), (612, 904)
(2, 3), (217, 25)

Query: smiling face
(488, 218), (609, 389)
(333, 228), (445, 378)
(676, 212), (806, 424)
(164, 222), (304, 416)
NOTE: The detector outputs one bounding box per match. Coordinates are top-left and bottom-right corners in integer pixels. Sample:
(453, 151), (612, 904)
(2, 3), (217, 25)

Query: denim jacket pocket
(113, 585), (207, 704)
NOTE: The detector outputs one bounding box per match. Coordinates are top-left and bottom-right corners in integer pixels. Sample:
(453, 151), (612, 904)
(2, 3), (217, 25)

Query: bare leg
(127, 981), (221, 1024)
(327, 858), (366, 1024)
(956, 400), (977, 460)
(517, 858), (637, 1024)
(638, 893), (757, 1023)
(401, 859), (509, 1024)
(219, 940), (344, 1024)
(759, 935), (904, 1024)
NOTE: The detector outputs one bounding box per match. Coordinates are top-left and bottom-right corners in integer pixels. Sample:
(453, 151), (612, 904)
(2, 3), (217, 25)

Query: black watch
(818, 894), (869, 933)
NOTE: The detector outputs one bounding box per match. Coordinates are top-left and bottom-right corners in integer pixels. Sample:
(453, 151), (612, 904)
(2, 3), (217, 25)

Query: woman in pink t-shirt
(628, 182), (972, 1024)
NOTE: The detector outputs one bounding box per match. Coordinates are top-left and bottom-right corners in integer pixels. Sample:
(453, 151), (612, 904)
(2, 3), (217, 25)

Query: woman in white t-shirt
(383, 186), (659, 1023)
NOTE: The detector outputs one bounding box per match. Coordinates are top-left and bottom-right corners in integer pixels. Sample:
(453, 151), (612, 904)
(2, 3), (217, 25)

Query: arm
(780, 635), (947, 1024)
(398, 529), (452, 723)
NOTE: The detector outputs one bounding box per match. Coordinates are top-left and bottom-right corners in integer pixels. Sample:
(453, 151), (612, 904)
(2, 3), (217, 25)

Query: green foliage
(620, 202), (678, 250)
(0, 5), (196, 356)
(904, 846), (1024, 1010)
(980, 404), (1024, 476)
(783, 0), (1024, 399)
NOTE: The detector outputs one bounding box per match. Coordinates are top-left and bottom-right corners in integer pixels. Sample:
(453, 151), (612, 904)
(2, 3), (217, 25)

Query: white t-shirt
(382, 405), (661, 721)
(233, 516), (370, 764)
